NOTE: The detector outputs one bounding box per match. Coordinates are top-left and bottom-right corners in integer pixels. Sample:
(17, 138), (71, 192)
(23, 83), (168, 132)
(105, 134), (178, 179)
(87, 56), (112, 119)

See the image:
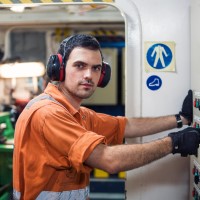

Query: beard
(66, 83), (96, 100)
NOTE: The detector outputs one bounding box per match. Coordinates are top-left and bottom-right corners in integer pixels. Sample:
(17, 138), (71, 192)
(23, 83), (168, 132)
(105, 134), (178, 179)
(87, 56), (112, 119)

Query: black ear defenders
(46, 54), (111, 88)
(46, 54), (65, 82)
(98, 61), (111, 88)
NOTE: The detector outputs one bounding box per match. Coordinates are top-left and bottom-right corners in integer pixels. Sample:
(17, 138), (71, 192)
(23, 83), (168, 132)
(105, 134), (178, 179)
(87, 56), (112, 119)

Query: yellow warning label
(0, 0), (114, 4)
(94, 169), (109, 178)
(93, 168), (126, 179)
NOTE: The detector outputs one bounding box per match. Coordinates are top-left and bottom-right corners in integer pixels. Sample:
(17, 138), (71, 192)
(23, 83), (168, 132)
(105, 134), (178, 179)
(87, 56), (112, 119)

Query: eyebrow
(93, 64), (102, 68)
(74, 60), (102, 68)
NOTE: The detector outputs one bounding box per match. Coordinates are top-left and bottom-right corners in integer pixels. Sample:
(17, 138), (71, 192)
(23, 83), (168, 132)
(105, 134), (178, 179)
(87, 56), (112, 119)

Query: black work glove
(168, 127), (200, 157)
(179, 89), (193, 125)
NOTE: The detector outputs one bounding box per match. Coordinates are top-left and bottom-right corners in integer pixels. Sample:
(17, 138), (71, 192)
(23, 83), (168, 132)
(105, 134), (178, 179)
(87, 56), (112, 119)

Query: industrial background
(0, 0), (200, 199)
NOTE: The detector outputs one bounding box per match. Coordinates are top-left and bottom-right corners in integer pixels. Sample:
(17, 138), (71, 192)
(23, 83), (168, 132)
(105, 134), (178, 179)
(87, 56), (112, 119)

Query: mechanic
(13, 34), (200, 200)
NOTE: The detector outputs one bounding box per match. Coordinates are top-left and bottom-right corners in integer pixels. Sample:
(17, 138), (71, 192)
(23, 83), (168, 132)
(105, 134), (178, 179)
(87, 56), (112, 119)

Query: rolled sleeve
(69, 131), (106, 172)
(40, 108), (107, 173)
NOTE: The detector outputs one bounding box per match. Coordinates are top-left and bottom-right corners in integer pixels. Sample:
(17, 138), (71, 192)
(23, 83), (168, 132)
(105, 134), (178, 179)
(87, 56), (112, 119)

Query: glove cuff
(179, 111), (192, 126)
(168, 132), (179, 154)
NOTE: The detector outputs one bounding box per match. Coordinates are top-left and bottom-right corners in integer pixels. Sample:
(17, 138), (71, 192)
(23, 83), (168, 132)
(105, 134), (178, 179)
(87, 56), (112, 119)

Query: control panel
(190, 91), (200, 200)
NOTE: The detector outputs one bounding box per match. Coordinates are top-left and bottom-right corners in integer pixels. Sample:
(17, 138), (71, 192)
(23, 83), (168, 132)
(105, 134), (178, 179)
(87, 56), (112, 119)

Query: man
(13, 34), (200, 200)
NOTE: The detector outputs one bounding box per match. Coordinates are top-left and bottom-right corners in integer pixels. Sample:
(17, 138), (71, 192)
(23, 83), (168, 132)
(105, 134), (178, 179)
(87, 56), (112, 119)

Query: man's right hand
(168, 127), (200, 157)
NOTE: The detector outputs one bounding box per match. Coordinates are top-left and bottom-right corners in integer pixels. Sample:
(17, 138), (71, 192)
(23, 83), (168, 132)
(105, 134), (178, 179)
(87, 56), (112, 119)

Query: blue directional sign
(146, 75), (162, 91)
(146, 43), (173, 70)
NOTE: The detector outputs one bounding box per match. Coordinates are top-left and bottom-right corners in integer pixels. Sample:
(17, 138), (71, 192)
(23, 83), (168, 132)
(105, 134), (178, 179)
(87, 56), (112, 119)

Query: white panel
(191, 0), (200, 90)
(190, 0), (200, 199)
(123, 0), (191, 199)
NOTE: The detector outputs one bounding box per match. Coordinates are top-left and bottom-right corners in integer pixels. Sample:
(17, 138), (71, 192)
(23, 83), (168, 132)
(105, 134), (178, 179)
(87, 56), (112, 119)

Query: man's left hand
(179, 89), (193, 125)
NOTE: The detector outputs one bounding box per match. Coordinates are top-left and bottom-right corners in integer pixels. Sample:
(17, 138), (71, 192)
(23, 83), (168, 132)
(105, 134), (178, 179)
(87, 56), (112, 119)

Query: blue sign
(146, 43), (172, 69)
(146, 75), (162, 91)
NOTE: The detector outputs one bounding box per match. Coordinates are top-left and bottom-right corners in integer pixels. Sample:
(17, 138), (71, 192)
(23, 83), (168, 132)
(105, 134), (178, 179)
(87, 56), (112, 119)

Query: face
(61, 47), (102, 102)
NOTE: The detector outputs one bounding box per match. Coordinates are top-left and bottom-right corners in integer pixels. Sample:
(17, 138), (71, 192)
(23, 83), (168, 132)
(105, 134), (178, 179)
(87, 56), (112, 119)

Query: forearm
(125, 115), (187, 138)
(85, 137), (172, 174)
(109, 137), (172, 173)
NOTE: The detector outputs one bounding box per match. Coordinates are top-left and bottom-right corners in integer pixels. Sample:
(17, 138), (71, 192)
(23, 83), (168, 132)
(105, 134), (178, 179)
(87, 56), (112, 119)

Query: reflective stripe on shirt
(13, 186), (89, 200)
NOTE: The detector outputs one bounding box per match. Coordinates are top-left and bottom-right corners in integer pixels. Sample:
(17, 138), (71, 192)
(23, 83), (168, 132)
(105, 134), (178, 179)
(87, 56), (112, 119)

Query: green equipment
(0, 112), (14, 200)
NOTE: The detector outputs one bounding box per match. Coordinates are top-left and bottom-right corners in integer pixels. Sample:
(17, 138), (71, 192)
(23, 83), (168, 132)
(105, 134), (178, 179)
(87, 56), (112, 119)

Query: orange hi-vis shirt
(13, 83), (127, 199)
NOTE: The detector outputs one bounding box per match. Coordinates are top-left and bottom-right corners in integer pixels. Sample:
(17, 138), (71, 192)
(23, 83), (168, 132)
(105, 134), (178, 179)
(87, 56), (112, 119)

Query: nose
(84, 68), (92, 80)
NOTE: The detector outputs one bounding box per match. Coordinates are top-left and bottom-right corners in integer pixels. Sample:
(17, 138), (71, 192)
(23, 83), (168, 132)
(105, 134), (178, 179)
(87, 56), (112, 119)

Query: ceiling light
(0, 62), (45, 78)
(10, 5), (25, 13)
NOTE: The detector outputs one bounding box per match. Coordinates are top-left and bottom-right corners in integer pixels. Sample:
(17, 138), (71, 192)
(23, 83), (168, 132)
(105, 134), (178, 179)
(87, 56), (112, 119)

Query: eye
(75, 62), (84, 69)
(93, 65), (102, 71)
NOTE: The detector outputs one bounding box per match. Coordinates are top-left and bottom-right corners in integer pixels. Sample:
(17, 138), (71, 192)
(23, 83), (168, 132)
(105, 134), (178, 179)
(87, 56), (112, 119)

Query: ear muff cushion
(98, 62), (111, 88)
(57, 54), (65, 81)
(46, 54), (64, 81)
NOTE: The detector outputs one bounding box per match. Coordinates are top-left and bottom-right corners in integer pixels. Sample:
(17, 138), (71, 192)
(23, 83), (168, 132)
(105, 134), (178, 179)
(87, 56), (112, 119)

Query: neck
(58, 84), (82, 110)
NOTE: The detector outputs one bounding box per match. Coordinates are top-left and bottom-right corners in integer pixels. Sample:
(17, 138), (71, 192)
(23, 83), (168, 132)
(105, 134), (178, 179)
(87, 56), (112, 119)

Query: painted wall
(190, 0), (200, 199)
(126, 0), (191, 199)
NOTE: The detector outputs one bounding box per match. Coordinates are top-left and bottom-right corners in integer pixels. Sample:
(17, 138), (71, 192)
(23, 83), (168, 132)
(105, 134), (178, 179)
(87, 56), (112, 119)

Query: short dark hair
(57, 34), (103, 66)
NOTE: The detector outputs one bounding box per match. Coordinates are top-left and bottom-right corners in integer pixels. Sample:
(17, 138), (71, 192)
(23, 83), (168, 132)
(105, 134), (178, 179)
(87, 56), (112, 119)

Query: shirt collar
(44, 83), (78, 116)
